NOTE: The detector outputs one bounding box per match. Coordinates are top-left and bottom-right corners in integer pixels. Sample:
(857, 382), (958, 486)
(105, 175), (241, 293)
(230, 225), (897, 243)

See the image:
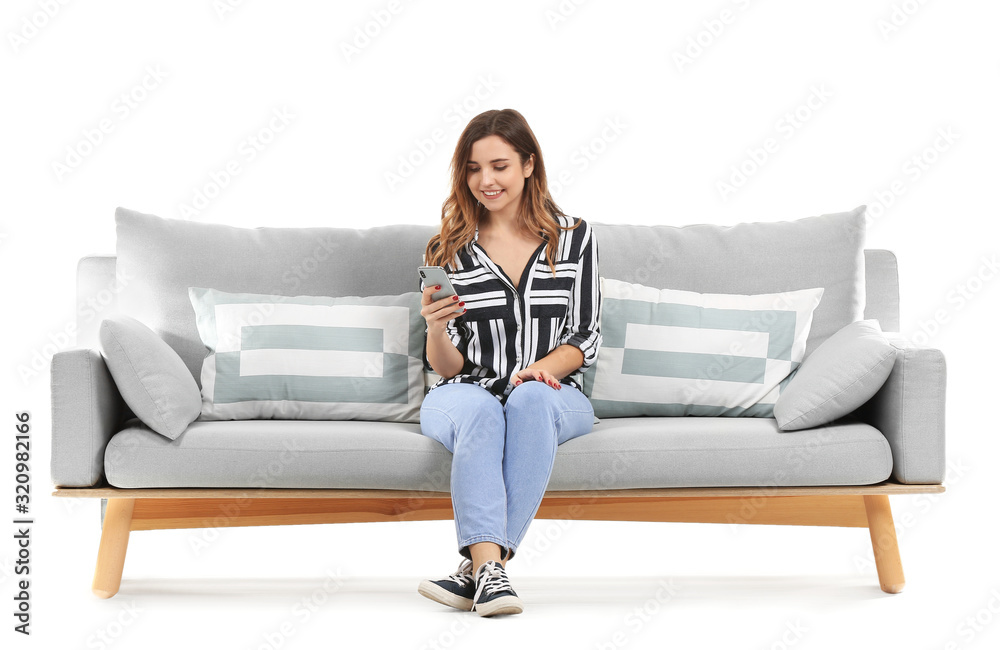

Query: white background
(1, 0), (997, 647)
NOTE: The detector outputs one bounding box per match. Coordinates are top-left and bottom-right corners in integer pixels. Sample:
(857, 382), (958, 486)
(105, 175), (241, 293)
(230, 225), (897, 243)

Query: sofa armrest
(50, 349), (126, 487)
(854, 332), (946, 484)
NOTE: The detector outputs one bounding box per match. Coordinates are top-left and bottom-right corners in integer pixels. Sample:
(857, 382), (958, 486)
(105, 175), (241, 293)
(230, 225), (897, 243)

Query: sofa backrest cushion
(115, 205), (866, 386)
(590, 205), (867, 359)
(116, 207), (436, 387)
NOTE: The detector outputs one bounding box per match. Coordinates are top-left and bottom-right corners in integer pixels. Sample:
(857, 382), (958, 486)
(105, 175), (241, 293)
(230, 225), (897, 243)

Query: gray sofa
(51, 206), (946, 599)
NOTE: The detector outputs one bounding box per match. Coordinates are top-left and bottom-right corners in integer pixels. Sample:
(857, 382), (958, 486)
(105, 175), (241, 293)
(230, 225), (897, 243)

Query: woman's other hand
(511, 368), (561, 390)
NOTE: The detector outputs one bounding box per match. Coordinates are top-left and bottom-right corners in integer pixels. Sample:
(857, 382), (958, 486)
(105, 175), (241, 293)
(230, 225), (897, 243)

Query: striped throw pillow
(188, 287), (425, 422)
(582, 279), (825, 418)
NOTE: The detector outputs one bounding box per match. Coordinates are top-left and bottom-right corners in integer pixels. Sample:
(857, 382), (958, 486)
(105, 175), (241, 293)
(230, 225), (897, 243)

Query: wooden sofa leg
(863, 495), (905, 593)
(92, 498), (135, 599)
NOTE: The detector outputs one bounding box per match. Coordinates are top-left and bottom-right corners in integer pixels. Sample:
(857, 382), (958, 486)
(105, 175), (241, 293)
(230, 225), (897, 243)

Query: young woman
(416, 109), (602, 617)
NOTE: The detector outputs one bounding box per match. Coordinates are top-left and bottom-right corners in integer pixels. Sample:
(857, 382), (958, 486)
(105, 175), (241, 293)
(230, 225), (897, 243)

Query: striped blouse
(421, 215), (602, 404)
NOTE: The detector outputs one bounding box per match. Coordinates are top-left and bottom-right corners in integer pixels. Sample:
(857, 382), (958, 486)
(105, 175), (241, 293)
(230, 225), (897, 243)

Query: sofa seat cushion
(551, 416), (891, 489)
(104, 416), (892, 490)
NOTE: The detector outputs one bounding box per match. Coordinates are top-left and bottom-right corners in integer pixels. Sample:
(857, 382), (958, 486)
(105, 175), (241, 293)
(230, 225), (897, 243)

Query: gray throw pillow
(99, 316), (202, 439)
(774, 319), (896, 431)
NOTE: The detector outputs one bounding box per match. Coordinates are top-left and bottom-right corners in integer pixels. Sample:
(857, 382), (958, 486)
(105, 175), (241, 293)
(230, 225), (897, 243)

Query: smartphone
(418, 266), (464, 313)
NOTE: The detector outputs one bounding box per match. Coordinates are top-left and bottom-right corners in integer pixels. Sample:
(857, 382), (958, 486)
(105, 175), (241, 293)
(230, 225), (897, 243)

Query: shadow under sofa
(50, 208), (947, 599)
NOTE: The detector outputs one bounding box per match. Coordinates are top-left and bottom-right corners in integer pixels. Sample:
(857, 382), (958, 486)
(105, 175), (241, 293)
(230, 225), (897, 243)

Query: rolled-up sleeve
(558, 224), (602, 370)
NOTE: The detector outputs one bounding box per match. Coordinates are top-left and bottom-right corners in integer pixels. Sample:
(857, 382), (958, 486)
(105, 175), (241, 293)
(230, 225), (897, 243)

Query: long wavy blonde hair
(423, 109), (580, 277)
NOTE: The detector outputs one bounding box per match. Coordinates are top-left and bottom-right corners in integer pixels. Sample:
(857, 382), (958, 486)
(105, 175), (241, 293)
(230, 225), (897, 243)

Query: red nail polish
(436, 285), (441, 290)
(452, 295), (459, 301)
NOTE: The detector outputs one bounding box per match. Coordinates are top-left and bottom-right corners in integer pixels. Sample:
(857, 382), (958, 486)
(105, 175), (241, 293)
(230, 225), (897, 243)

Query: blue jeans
(419, 381), (596, 562)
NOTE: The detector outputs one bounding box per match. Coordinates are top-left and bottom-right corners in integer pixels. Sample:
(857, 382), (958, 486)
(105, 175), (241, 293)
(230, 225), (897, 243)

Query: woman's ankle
(469, 541), (502, 574)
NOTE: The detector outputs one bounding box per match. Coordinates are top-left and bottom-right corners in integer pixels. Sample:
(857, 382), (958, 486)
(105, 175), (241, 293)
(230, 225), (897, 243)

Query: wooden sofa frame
(53, 480), (943, 598)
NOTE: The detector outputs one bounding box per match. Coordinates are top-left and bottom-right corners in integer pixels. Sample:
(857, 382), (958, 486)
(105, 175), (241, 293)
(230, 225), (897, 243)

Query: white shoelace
(445, 558), (474, 587)
(472, 561), (513, 609)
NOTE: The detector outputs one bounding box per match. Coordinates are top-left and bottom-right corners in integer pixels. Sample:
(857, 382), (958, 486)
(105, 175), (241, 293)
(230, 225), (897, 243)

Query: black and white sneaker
(471, 560), (523, 617)
(417, 557), (476, 611)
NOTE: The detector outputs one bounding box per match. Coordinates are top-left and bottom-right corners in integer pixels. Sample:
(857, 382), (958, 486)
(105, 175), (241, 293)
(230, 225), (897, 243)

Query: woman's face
(467, 134), (534, 219)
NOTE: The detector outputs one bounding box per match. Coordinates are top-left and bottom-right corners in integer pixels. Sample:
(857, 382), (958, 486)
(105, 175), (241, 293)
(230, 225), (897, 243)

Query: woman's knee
(422, 384), (504, 440)
(424, 383), (499, 411)
(444, 384), (503, 416)
(505, 383), (594, 439)
(504, 380), (560, 414)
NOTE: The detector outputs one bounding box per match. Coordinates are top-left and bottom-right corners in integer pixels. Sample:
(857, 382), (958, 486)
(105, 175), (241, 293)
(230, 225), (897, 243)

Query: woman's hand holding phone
(420, 284), (466, 334)
(419, 266), (468, 379)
